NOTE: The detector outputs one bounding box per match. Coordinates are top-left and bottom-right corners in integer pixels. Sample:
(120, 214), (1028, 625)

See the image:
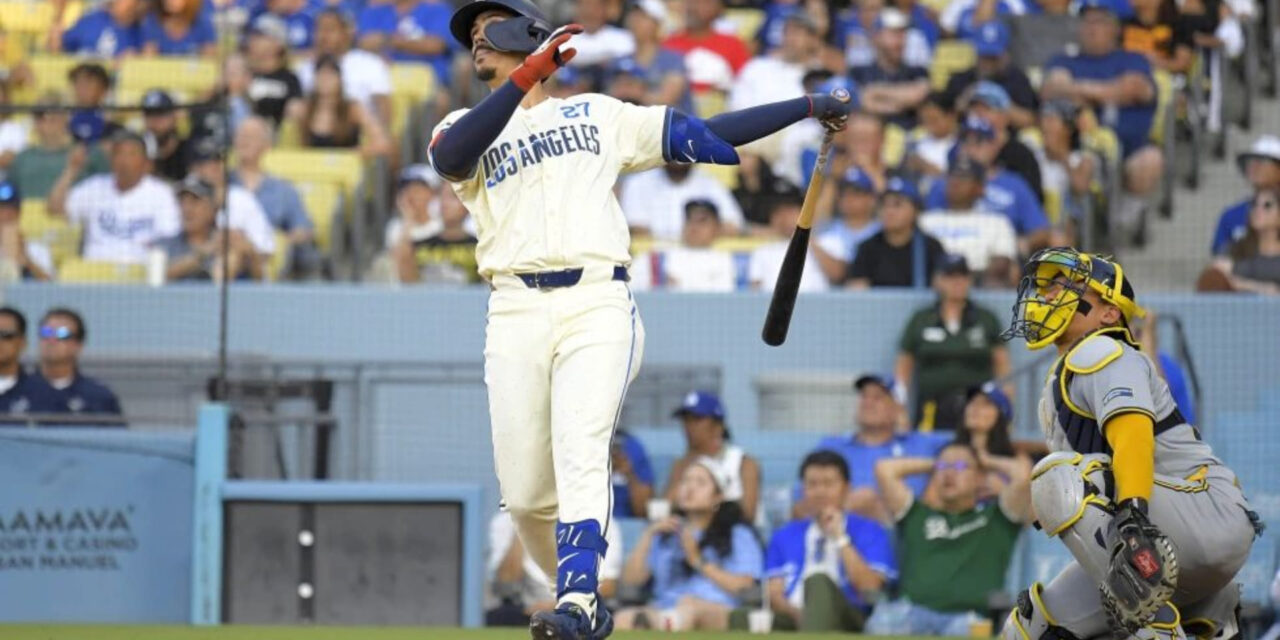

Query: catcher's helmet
(1002, 247), (1145, 350)
(450, 0), (552, 53)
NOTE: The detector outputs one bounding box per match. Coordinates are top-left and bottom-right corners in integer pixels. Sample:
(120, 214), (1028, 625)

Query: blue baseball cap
(608, 56), (644, 78)
(673, 390), (726, 421)
(881, 175), (922, 207)
(968, 381), (1013, 420)
(0, 181), (19, 208)
(855, 373), (898, 397)
(1077, 0), (1133, 18)
(970, 81), (1011, 111)
(970, 21), (1010, 57)
(938, 253), (971, 275)
(961, 113), (999, 140)
(840, 167), (876, 193)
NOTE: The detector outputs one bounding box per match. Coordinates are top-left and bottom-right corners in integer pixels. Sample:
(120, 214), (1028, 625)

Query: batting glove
(510, 24), (583, 92)
(808, 87), (855, 132)
(1100, 498), (1179, 635)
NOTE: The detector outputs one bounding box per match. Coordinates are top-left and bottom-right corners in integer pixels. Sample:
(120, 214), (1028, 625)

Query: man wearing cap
(159, 176), (262, 281)
(729, 14), (822, 112)
(140, 89), (196, 183)
(12, 92), (110, 200)
(49, 130), (181, 264)
(613, 0), (690, 111)
(56, 0), (144, 57)
(962, 81), (1044, 204)
(622, 163), (745, 241)
(814, 167), (882, 285)
(834, 0), (935, 70)
(919, 157), (1018, 284)
(663, 390), (762, 523)
(852, 9), (931, 129)
(944, 22), (1038, 130)
(563, 0), (636, 68)
(188, 139), (278, 265)
(662, 0), (751, 93)
(393, 171), (480, 284)
(895, 254), (1010, 429)
(231, 117), (318, 277)
(629, 199), (737, 292)
(1211, 134), (1280, 255)
(356, 0), (456, 85)
(847, 176), (946, 289)
(0, 181), (54, 282)
(751, 189), (831, 292)
(66, 63), (125, 144)
(297, 8), (393, 126)
(1042, 0), (1162, 243)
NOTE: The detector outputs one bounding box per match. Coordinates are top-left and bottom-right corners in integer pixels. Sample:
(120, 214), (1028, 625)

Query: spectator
(805, 374), (948, 521)
(140, 90), (195, 183)
(962, 81), (1044, 204)
(925, 116), (1050, 250)
(248, 0), (316, 52)
(867, 442), (1030, 635)
(11, 93), (110, 199)
(188, 139), (278, 264)
(847, 176), (946, 289)
(944, 22), (1039, 130)
(1211, 135), (1280, 255)
(616, 459), (764, 632)
(297, 8), (393, 127)
(141, 0), (217, 56)
(850, 9), (931, 130)
(1132, 311), (1197, 425)
(953, 382), (1024, 499)
(231, 117), (317, 270)
(611, 0), (690, 110)
(612, 428), (656, 519)
(729, 13), (821, 112)
(663, 391), (761, 523)
(288, 54), (392, 157)
(919, 159), (1019, 282)
(385, 163), (444, 246)
(750, 192), (829, 292)
(0, 307), (65, 418)
(834, 0), (934, 68)
(813, 167), (882, 285)
(895, 254), (1010, 429)
(57, 0), (145, 57)
(622, 163), (745, 241)
(486, 509), (623, 626)
(761, 451), (896, 632)
(48, 130), (180, 263)
(0, 182), (54, 282)
(1203, 186), (1280, 294)
(0, 83), (28, 171)
(394, 184), (479, 284)
(776, 80), (871, 194)
(755, 0), (814, 54)
(630, 200), (738, 292)
(1036, 99), (1097, 242)
(34, 308), (123, 416)
(566, 0), (636, 69)
(67, 63), (125, 143)
(1007, 0), (1080, 68)
(662, 0), (751, 94)
(1042, 0), (1162, 244)
(903, 92), (959, 180)
(160, 176), (263, 281)
(1121, 0), (1194, 74)
(355, 0), (454, 85)
(245, 16), (304, 127)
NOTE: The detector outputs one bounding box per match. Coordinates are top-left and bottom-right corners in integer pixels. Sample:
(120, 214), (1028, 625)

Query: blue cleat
(529, 603), (613, 640)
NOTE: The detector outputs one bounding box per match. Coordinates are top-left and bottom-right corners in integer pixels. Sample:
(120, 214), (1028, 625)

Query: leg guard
(1031, 452), (1116, 581)
(555, 519), (608, 600)
(1002, 582), (1082, 640)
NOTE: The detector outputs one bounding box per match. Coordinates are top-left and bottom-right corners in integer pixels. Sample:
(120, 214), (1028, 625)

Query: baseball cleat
(529, 604), (593, 640)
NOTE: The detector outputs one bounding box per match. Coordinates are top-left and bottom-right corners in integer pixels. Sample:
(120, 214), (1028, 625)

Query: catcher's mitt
(1100, 498), (1179, 635)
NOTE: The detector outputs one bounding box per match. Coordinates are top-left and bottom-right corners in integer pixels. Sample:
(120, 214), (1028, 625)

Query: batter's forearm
(704, 97), (811, 146)
(429, 82), (526, 179)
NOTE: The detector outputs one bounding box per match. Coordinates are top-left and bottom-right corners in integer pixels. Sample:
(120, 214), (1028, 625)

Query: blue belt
(516, 265), (629, 289)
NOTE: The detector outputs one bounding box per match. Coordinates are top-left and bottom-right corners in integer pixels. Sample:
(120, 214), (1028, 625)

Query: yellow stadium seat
(390, 63), (437, 101)
(693, 91), (727, 119)
(261, 149), (365, 196)
(711, 236), (770, 253)
(267, 231), (289, 280)
(390, 93), (415, 139)
(1148, 70), (1175, 146)
(58, 259), (146, 284)
(882, 123), (907, 168)
(722, 8), (765, 44)
(0, 1), (84, 34)
(19, 199), (82, 267)
(930, 40), (976, 90)
(630, 235), (655, 257)
(294, 180), (343, 252)
(17, 55), (86, 102)
(117, 57), (219, 96)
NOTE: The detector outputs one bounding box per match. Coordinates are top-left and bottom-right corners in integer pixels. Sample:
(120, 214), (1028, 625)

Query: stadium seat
(0, 1), (84, 38)
(18, 199), (81, 267)
(721, 8), (766, 45)
(930, 40), (976, 90)
(117, 57), (219, 97)
(14, 55), (85, 103)
(711, 236), (770, 253)
(693, 91), (728, 119)
(58, 259), (147, 284)
(293, 180), (344, 252)
(261, 149), (365, 197)
(882, 123), (907, 168)
(390, 63), (438, 102)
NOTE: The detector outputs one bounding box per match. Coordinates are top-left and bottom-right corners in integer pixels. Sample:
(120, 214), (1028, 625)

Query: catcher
(1001, 247), (1262, 640)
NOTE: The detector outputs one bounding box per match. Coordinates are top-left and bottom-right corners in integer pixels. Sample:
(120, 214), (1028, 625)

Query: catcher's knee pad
(1031, 452), (1115, 580)
(1002, 583), (1081, 640)
(1126, 603), (1188, 640)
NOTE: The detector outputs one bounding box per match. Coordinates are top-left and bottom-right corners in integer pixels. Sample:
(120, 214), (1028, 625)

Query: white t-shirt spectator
(621, 169), (745, 241)
(568, 26), (636, 67)
(919, 209), (1017, 271)
(67, 174), (181, 263)
(749, 240), (828, 292)
(486, 511), (623, 607)
(629, 247), (737, 292)
(0, 120), (29, 156)
(223, 185), (277, 256)
(773, 119), (823, 190)
(729, 57), (806, 112)
(296, 49), (392, 115)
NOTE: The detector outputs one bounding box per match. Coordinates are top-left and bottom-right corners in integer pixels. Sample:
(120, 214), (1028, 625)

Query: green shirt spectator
(896, 255), (1009, 431)
(12, 101), (110, 199)
(895, 495), (1021, 612)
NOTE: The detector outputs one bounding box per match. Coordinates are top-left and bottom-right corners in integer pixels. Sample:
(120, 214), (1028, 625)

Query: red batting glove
(509, 24), (583, 92)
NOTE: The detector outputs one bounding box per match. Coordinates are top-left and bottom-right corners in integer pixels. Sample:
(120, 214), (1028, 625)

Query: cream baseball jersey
(431, 93), (668, 278)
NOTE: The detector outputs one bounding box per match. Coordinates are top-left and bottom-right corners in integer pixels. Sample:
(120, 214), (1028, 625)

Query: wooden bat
(761, 129), (837, 347)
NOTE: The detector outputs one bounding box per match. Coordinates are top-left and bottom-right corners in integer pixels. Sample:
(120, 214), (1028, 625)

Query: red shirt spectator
(662, 0), (751, 93)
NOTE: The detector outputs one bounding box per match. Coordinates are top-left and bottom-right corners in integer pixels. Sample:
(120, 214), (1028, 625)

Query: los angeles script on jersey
(481, 123), (602, 187)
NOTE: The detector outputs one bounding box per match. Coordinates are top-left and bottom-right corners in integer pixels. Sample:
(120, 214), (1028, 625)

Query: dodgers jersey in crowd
(66, 174), (181, 263)
(431, 93), (668, 278)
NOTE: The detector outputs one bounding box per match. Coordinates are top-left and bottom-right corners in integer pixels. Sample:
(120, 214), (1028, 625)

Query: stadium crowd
(0, 0), (1270, 293)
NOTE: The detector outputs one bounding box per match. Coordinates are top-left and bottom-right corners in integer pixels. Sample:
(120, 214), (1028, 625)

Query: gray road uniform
(1005, 327), (1259, 640)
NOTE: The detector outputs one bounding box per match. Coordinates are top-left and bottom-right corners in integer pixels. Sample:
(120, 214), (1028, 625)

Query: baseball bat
(761, 130), (837, 347)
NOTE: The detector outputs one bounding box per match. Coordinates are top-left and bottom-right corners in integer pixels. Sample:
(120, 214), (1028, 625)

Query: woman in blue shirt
(142, 0), (218, 56)
(615, 458), (763, 631)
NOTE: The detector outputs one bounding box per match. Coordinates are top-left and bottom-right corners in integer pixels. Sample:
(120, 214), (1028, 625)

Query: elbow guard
(662, 109), (740, 166)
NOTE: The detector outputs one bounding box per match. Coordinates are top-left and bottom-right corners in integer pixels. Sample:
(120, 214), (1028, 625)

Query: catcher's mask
(1002, 247), (1145, 350)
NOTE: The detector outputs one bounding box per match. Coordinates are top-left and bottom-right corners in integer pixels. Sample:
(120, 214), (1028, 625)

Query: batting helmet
(1002, 247), (1145, 350)
(449, 0), (552, 54)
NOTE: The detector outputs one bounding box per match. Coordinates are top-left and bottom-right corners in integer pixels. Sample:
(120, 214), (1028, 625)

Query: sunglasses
(934, 461), (972, 472)
(0, 330), (21, 341)
(39, 326), (78, 341)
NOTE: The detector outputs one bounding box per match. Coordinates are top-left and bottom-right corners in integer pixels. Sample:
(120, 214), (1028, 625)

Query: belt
(515, 265), (629, 289)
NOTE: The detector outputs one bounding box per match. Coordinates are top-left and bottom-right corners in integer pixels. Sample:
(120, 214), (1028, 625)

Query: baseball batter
(430, 2), (852, 638)
(1000, 248), (1263, 640)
